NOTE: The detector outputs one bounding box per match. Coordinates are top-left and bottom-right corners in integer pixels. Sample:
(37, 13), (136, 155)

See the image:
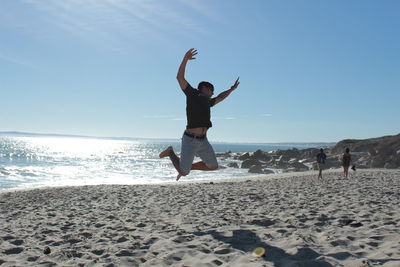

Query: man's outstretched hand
(184, 48), (198, 61)
(231, 77), (240, 90)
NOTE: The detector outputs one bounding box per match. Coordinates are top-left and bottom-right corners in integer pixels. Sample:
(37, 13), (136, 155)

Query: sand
(1, 169), (399, 267)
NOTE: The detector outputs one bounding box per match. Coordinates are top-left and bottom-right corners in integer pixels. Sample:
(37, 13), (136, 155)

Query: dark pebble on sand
(44, 246), (51, 254)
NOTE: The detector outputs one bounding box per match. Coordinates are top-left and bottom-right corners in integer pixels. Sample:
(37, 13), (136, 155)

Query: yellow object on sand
(252, 247), (265, 257)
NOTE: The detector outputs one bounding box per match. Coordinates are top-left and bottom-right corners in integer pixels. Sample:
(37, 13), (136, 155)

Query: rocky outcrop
(236, 152), (250, 160)
(248, 165), (275, 174)
(241, 159), (262, 169)
(332, 134), (400, 169)
(227, 162), (239, 168)
(222, 133), (400, 173)
(248, 165), (263, 173)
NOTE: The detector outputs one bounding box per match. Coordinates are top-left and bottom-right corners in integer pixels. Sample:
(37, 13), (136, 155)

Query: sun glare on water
(2, 136), (161, 188)
(21, 137), (136, 159)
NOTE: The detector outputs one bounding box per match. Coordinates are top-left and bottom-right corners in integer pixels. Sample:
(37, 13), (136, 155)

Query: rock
(263, 169), (274, 174)
(238, 152), (250, 160)
(216, 152), (231, 158)
(276, 148), (301, 158)
(284, 168), (297, 173)
(332, 134), (400, 168)
(277, 155), (290, 162)
(241, 159), (262, 169)
(289, 162), (309, 171)
(369, 148), (377, 156)
(236, 133), (400, 172)
(354, 158), (370, 168)
(312, 155), (341, 170)
(370, 157), (386, 168)
(227, 162), (239, 168)
(253, 149), (264, 158)
(383, 157), (400, 169)
(384, 162), (394, 169)
(248, 149), (272, 161)
(43, 247), (51, 255)
(249, 165), (263, 173)
(274, 159), (290, 169)
(324, 155), (342, 169)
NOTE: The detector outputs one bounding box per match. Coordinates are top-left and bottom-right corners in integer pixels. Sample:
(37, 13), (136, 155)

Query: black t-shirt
(184, 84), (216, 129)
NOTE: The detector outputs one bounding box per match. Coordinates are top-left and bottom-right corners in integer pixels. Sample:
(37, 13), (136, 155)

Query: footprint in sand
(4, 247), (24, 254)
(9, 239), (24, 246)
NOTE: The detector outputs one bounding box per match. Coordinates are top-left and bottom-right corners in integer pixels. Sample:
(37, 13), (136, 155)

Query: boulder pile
(220, 133), (400, 174)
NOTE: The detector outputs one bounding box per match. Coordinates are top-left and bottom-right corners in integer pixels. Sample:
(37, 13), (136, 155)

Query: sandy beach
(1, 169), (399, 267)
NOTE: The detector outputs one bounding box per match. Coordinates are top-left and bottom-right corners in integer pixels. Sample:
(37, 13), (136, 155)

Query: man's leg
(178, 135), (196, 180)
(160, 136), (219, 180)
(191, 161), (218, 171)
(195, 137), (218, 172)
(160, 134), (196, 181)
(159, 146), (182, 172)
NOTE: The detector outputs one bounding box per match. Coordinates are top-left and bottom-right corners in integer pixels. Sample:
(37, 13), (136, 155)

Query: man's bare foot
(176, 173), (182, 181)
(159, 146), (172, 158)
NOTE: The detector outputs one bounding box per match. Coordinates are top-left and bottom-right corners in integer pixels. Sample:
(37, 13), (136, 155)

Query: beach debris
(252, 247), (265, 257)
(43, 246), (51, 255)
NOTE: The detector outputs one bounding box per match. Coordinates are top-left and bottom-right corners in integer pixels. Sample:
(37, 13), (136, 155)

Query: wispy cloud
(144, 115), (185, 121)
(176, 0), (225, 24)
(0, 54), (37, 69)
(18, 0), (214, 51)
(213, 116), (237, 120)
(260, 113), (272, 117)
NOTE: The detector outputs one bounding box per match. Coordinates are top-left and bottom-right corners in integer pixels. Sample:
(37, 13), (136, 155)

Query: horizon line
(0, 131), (337, 145)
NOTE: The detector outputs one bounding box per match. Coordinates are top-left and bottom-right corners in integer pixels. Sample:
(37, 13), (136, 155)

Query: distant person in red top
(342, 148), (352, 178)
(159, 48), (240, 181)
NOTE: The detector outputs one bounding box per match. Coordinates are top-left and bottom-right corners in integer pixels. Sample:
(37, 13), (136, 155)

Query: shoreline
(0, 168), (392, 194)
(1, 169), (399, 266)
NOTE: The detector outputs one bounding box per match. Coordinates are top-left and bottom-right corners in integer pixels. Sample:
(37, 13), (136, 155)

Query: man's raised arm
(177, 48), (197, 90)
(213, 77), (240, 106)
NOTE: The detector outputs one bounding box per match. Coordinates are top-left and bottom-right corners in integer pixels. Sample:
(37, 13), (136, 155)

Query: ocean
(0, 134), (329, 190)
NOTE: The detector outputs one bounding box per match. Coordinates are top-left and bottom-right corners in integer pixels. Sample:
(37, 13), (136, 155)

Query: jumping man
(159, 48), (240, 181)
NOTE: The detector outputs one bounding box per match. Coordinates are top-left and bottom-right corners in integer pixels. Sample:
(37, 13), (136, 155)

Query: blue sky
(1, 0), (399, 143)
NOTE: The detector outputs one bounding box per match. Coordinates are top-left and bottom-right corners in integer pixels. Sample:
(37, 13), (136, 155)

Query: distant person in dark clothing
(159, 48), (240, 181)
(342, 148), (352, 178)
(316, 148), (327, 179)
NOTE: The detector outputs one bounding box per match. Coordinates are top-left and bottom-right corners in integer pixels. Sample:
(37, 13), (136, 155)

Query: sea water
(0, 135), (323, 190)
